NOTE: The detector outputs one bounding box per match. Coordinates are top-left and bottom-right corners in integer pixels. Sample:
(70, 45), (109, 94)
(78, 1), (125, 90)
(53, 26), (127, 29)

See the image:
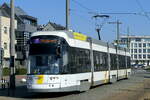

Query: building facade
(120, 35), (150, 66)
(0, 16), (17, 68)
(0, 3), (37, 67)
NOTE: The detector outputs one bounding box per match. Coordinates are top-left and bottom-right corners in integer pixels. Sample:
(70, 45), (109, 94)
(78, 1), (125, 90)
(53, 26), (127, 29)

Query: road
(0, 69), (150, 100)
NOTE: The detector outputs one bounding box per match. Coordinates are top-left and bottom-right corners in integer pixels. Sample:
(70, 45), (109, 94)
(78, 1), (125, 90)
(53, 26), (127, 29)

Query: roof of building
(0, 3), (37, 21)
(49, 22), (66, 30)
(38, 21), (66, 31)
(20, 15), (37, 21)
(120, 35), (150, 39)
(0, 7), (9, 17)
(2, 3), (27, 16)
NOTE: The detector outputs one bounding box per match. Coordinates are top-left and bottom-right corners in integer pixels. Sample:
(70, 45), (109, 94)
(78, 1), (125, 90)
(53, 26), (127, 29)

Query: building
(120, 35), (150, 66)
(0, 3), (37, 67)
(38, 21), (66, 31)
(0, 16), (17, 68)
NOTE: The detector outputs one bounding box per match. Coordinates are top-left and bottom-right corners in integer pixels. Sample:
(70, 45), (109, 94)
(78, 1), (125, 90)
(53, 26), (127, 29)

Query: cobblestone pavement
(0, 70), (150, 100)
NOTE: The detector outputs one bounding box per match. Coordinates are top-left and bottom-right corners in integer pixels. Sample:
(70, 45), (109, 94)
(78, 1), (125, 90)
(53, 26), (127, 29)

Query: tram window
(56, 46), (61, 58)
(93, 51), (108, 71)
(67, 47), (91, 74)
(118, 55), (126, 69)
(36, 56), (48, 66)
(29, 44), (57, 55)
(110, 54), (117, 70)
(127, 57), (131, 68)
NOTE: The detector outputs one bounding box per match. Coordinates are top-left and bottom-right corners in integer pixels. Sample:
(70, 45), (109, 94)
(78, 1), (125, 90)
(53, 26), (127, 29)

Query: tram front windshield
(29, 36), (61, 75)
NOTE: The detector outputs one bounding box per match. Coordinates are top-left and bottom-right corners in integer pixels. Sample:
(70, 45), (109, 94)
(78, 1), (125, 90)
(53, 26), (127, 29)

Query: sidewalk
(0, 75), (28, 99)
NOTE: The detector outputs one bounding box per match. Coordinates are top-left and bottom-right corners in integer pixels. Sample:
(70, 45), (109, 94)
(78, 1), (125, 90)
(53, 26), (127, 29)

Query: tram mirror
(56, 46), (61, 58)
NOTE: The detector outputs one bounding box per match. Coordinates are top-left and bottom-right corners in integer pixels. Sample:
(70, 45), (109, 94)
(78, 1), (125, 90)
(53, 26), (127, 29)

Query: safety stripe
(36, 75), (44, 84)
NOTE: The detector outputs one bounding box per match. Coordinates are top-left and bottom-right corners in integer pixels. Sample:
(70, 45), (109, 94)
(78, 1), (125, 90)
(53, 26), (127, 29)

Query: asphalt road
(0, 69), (150, 100)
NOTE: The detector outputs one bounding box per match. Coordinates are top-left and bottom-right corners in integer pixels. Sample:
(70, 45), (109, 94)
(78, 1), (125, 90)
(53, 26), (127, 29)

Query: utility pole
(10, 0), (16, 89)
(108, 20), (122, 45)
(108, 20), (122, 80)
(66, 0), (70, 30)
(127, 27), (130, 50)
(125, 27), (130, 79)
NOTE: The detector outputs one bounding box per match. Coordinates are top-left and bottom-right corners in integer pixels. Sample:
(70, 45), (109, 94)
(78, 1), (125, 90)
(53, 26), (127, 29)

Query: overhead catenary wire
(135, 0), (150, 21)
(72, 0), (98, 15)
(71, 0), (150, 40)
(71, 0), (148, 17)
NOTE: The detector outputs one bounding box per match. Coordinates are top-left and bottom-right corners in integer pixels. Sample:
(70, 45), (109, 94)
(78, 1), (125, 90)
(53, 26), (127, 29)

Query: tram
(27, 30), (131, 92)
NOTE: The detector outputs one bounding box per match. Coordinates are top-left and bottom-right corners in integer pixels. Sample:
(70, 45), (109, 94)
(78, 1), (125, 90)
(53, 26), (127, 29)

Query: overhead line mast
(10, 0), (16, 89)
(66, 0), (70, 30)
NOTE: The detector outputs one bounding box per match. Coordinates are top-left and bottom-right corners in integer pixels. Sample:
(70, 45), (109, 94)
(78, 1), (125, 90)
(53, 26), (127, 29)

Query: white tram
(27, 31), (131, 92)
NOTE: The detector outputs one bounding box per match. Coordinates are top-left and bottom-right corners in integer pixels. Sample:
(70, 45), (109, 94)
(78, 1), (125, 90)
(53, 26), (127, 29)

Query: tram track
(0, 69), (150, 100)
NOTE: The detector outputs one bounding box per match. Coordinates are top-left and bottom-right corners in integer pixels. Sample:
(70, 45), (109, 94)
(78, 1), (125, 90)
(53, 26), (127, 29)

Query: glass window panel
(143, 43), (146, 47)
(143, 49), (146, 53)
(143, 55), (146, 59)
(139, 55), (142, 59)
(134, 43), (137, 47)
(148, 49), (150, 53)
(139, 49), (142, 53)
(148, 43), (150, 47)
(138, 43), (142, 47)
(134, 55), (137, 59)
(148, 55), (150, 59)
(134, 49), (137, 53)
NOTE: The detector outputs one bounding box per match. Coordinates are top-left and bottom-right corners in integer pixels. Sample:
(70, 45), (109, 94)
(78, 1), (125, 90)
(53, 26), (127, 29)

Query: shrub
(2, 68), (10, 76)
(2, 67), (27, 76)
(16, 68), (27, 75)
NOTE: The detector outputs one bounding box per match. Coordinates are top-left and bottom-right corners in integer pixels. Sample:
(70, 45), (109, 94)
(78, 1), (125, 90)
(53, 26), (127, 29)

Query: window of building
(143, 55), (146, 59)
(134, 43), (137, 47)
(4, 27), (7, 34)
(134, 55), (137, 59)
(24, 19), (31, 25)
(139, 49), (142, 53)
(4, 43), (7, 49)
(143, 49), (146, 53)
(143, 43), (146, 47)
(135, 38), (141, 42)
(148, 43), (150, 47)
(139, 55), (142, 59)
(134, 49), (137, 53)
(148, 49), (150, 53)
(143, 38), (150, 42)
(148, 55), (150, 59)
(131, 55), (133, 59)
(138, 43), (142, 47)
(131, 49), (133, 53)
(131, 43), (134, 48)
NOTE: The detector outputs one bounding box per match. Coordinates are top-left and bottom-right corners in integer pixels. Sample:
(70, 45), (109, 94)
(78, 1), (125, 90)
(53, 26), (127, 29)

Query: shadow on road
(0, 85), (79, 99)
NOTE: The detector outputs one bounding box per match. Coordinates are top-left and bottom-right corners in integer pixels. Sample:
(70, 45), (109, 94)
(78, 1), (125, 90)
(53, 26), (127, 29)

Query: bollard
(1, 78), (6, 89)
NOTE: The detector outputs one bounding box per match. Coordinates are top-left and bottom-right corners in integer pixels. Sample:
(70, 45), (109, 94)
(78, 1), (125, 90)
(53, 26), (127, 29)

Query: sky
(1, 0), (150, 42)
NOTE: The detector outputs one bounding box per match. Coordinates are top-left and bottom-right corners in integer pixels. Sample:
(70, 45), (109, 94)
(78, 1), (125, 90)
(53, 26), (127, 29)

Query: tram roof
(31, 30), (127, 51)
